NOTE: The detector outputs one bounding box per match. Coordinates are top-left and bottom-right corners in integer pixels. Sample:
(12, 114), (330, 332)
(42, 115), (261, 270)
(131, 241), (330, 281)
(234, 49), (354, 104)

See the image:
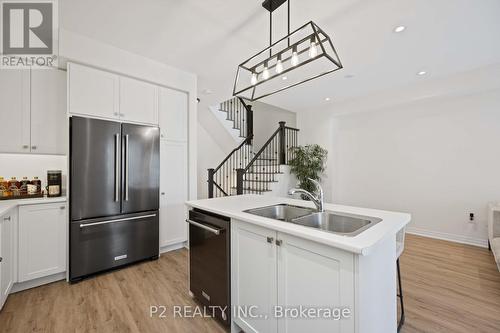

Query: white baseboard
(11, 272), (66, 294)
(406, 227), (488, 248)
(160, 241), (188, 254)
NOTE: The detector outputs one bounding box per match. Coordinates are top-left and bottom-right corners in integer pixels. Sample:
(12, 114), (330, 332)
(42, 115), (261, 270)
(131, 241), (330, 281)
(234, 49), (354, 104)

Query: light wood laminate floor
(1, 235), (499, 333)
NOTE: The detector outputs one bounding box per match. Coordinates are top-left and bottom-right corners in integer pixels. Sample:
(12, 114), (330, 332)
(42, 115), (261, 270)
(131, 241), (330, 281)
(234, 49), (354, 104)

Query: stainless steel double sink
(244, 204), (381, 237)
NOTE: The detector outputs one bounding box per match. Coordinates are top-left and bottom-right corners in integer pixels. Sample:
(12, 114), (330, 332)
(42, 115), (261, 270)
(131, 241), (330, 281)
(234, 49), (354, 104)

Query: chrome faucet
(288, 178), (324, 212)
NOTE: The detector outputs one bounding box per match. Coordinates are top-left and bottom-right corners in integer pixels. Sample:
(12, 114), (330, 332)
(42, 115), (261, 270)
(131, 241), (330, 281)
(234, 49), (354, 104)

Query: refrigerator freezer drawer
(70, 211), (159, 281)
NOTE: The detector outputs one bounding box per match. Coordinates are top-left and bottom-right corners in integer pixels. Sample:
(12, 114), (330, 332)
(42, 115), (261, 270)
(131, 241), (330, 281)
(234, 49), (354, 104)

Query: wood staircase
(208, 97), (299, 197)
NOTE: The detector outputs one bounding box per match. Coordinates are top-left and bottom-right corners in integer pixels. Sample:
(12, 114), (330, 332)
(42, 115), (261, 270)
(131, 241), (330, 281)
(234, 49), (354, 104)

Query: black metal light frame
(232, 1), (343, 101)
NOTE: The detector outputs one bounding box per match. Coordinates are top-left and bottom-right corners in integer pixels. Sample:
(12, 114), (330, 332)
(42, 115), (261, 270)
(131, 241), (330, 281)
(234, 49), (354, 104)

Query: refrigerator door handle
(115, 133), (120, 202)
(79, 213), (157, 229)
(125, 134), (129, 201)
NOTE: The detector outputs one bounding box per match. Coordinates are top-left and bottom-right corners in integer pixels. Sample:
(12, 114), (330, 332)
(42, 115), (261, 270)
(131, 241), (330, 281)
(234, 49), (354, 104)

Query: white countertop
(0, 196), (67, 216)
(186, 195), (411, 255)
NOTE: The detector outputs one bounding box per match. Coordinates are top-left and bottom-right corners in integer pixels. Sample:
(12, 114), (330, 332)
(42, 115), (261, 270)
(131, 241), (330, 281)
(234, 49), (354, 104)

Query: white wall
(252, 101), (297, 150)
(0, 154), (67, 195)
(197, 124), (226, 199)
(299, 89), (500, 247)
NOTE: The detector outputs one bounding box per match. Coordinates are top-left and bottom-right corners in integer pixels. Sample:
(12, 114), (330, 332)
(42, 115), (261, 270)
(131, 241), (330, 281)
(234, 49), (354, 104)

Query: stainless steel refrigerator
(69, 116), (160, 281)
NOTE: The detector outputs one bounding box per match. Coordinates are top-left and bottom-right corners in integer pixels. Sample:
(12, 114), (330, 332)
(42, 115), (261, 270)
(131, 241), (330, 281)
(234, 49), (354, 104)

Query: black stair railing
(219, 97), (253, 142)
(237, 122), (299, 195)
(208, 120), (299, 198)
(208, 136), (253, 198)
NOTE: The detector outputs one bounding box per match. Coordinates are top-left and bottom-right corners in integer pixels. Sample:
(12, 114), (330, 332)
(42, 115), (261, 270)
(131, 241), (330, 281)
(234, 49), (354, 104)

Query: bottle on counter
(8, 177), (20, 196)
(31, 176), (42, 194)
(20, 177), (30, 195)
(0, 177), (9, 197)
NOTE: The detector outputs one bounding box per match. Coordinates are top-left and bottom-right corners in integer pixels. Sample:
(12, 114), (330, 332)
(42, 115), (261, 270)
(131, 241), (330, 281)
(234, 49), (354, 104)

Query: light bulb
(291, 47), (299, 66)
(276, 57), (283, 74)
(309, 39), (318, 58)
(251, 72), (258, 85)
(262, 63), (270, 80)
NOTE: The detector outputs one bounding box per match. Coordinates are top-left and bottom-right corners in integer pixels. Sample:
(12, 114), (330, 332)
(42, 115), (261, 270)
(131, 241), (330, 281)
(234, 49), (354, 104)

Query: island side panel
(355, 234), (397, 333)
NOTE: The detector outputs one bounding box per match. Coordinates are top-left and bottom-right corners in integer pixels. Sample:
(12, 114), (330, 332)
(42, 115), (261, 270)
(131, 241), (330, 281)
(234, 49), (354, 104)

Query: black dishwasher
(187, 209), (230, 327)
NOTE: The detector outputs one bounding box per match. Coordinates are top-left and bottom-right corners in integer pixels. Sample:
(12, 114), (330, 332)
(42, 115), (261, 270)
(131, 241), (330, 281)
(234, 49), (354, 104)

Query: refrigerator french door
(70, 117), (160, 281)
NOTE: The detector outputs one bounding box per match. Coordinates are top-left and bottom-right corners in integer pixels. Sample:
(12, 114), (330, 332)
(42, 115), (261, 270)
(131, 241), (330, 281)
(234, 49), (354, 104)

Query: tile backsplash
(0, 154), (67, 195)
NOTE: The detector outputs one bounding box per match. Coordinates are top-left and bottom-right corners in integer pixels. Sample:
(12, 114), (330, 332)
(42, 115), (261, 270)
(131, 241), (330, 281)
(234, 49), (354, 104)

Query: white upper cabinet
(31, 69), (67, 155)
(68, 63), (160, 125)
(68, 62), (119, 120)
(119, 76), (158, 125)
(0, 69), (66, 155)
(158, 87), (188, 141)
(0, 70), (31, 153)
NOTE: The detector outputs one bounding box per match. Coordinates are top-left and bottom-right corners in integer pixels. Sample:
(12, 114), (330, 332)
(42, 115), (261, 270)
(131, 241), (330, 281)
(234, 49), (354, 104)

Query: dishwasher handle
(186, 219), (223, 235)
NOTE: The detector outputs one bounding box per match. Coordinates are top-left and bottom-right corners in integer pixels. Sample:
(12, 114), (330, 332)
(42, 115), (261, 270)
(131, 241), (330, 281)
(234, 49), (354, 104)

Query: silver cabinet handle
(120, 113), (125, 117)
(0, 257), (2, 262)
(186, 219), (221, 235)
(161, 192), (165, 195)
(3, 216), (11, 221)
(275, 239), (283, 246)
(22, 145), (29, 149)
(115, 133), (120, 202)
(124, 134), (129, 201)
(267, 237), (274, 244)
(31, 145), (37, 150)
(60, 206), (65, 210)
(80, 214), (156, 229)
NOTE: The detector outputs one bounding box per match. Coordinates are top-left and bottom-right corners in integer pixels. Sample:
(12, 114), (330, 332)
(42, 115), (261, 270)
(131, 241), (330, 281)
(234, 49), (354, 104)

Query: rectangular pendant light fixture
(232, 20), (343, 101)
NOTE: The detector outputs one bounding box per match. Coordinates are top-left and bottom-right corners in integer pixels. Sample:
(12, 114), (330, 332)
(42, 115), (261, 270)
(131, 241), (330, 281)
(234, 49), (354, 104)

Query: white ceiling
(61, 0), (500, 112)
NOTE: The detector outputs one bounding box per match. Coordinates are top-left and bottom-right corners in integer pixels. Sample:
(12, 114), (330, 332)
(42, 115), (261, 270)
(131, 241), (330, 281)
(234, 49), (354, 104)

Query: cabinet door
(158, 87), (188, 141)
(159, 141), (188, 247)
(31, 69), (67, 155)
(276, 233), (355, 333)
(18, 203), (67, 282)
(119, 76), (158, 125)
(68, 63), (119, 120)
(0, 210), (14, 310)
(231, 220), (278, 333)
(0, 69), (31, 153)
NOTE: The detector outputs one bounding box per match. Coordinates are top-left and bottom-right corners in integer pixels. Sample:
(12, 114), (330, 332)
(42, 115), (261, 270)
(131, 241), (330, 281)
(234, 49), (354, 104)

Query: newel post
(207, 168), (215, 198)
(278, 121), (286, 165)
(236, 169), (245, 195)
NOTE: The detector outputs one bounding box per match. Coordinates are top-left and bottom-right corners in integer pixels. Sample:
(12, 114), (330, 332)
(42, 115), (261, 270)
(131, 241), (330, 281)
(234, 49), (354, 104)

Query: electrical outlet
(469, 213), (475, 222)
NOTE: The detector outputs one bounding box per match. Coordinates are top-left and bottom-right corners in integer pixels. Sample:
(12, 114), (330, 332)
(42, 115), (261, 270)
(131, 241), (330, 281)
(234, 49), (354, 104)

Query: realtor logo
(1, 0), (58, 68)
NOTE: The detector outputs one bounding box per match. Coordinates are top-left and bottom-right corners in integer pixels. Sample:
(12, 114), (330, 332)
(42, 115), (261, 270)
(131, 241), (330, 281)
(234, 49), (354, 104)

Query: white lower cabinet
(232, 220), (355, 333)
(0, 209), (15, 310)
(18, 203), (67, 282)
(159, 141), (188, 248)
(232, 222), (278, 333)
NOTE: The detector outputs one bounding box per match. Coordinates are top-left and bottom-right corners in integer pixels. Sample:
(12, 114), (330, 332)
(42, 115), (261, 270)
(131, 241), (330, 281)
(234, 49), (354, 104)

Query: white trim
(406, 226), (488, 248)
(10, 272), (66, 294)
(159, 241), (187, 254)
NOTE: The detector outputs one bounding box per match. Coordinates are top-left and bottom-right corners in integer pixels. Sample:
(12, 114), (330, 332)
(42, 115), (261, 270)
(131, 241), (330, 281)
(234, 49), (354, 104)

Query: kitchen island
(186, 195), (411, 333)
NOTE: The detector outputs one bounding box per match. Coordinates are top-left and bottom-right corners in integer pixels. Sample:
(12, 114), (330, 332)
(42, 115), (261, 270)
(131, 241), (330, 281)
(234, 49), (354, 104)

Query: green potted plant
(288, 144), (328, 199)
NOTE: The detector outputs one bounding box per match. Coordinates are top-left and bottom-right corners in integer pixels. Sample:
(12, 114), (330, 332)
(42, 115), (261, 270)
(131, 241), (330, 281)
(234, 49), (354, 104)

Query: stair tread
(243, 180), (278, 183)
(246, 172), (284, 174)
(231, 187), (272, 192)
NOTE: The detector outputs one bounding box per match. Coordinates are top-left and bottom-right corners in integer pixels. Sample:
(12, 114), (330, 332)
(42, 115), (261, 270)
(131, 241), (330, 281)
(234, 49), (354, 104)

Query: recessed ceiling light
(417, 71), (427, 76)
(344, 74), (354, 79)
(325, 97), (331, 101)
(393, 25), (406, 33)
(282, 76), (288, 80)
